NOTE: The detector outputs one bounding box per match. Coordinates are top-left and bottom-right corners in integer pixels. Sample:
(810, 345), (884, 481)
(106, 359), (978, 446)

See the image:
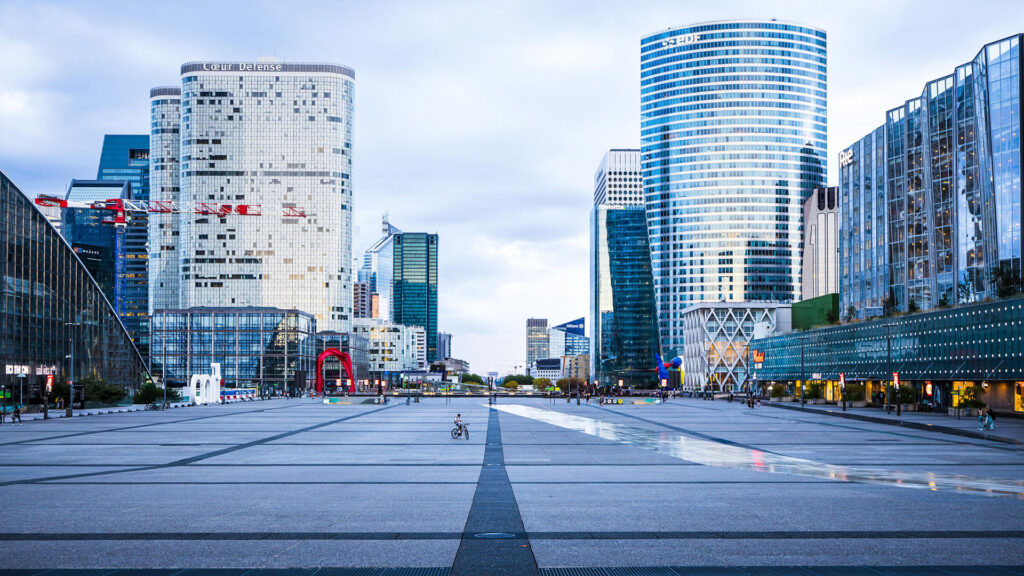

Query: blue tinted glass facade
(839, 126), (888, 319)
(60, 180), (130, 316)
(150, 307), (315, 392)
(869, 35), (1023, 314)
(2, 170), (150, 400)
(641, 21), (827, 357)
(96, 135), (150, 361)
(391, 233), (438, 362)
(591, 205), (660, 386)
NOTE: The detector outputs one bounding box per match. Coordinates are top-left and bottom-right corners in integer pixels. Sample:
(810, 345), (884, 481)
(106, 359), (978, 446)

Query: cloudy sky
(1, 0), (1021, 373)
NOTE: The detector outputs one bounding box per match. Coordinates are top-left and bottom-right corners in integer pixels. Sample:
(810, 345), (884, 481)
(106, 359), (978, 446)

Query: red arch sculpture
(316, 348), (355, 395)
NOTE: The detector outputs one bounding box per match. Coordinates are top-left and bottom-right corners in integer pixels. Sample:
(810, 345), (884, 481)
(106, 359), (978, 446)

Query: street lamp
(65, 321), (81, 418)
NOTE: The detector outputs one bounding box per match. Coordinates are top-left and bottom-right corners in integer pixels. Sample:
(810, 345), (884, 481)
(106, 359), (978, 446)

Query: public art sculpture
(655, 354), (683, 383)
(189, 363), (222, 405)
(315, 348), (356, 395)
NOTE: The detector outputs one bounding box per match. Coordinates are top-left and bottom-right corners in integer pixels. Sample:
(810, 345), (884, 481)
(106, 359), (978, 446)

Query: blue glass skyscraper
(641, 20), (827, 357)
(96, 135), (150, 361)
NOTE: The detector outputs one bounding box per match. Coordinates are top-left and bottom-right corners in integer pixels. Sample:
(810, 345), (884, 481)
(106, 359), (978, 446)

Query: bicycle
(450, 423), (469, 440)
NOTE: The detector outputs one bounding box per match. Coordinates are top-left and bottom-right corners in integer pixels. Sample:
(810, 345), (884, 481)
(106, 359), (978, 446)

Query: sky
(1, 0), (1021, 374)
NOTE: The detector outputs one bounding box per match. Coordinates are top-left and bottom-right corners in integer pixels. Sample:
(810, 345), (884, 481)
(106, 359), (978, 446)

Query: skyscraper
(60, 180), (132, 313)
(360, 216), (439, 361)
(148, 87), (181, 314)
(96, 135), (151, 359)
(641, 21), (827, 357)
(149, 61), (355, 331)
(392, 231), (439, 362)
(838, 126), (888, 319)
(525, 318), (549, 366)
(590, 149), (660, 386)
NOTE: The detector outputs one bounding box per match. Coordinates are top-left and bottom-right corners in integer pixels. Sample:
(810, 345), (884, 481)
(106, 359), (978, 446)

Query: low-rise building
(750, 297), (1024, 413)
(150, 307), (316, 394)
(682, 303), (791, 392)
(351, 318), (426, 381)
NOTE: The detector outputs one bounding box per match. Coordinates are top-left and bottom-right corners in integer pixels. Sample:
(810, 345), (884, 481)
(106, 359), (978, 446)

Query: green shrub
(806, 382), (824, 399)
(84, 380), (125, 404)
(844, 383), (865, 401)
(770, 383), (786, 398)
(133, 383), (181, 404)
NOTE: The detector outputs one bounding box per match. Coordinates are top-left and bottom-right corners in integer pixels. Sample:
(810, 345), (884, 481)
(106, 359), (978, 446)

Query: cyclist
(453, 413), (463, 435)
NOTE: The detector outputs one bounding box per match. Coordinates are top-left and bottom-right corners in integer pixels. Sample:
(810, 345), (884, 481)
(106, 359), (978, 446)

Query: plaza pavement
(0, 396), (1022, 575)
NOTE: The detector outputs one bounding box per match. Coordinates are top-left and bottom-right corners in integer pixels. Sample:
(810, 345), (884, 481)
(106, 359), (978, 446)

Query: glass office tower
(591, 150), (659, 386)
(96, 135), (150, 359)
(61, 180), (132, 315)
(1, 170), (149, 400)
(150, 61), (355, 331)
(149, 87), (181, 314)
(641, 21), (827, 357)
(391, 232), (439, 362)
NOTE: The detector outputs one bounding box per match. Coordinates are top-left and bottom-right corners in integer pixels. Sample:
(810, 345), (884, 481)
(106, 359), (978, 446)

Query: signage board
(893, 372), (900, 389)
(839, 373), (845, 389)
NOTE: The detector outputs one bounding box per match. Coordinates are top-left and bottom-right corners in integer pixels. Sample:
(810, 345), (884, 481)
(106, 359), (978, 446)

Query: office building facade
(351, 318), (426, 377)
(840, 35), (1023, 317)
(2, 170), (149, 401)
(315, 331), (370, 390)
(839, 126), (888, 319)
(437, 332), (452, 360)
(641, 21), (827, 357)
(359, 216), (439, 361)
(150, 61), (355, 331)
(525, 318), (549, 366)
(886, 35), (1022, 312)
(681, 302), (791, 391)
(801, 186), (839, 300)
(591, 149), (660, 387)
(150, 307), (316, 393)
(750, 296), (1024, 413)
(96, 135), (151, 360)
(549, 317), (590, 358)
(149, 87), (181, 313)
(60, 180), (132, 315)
(392, 232), (439, 362)
(353, 280), (372, 318)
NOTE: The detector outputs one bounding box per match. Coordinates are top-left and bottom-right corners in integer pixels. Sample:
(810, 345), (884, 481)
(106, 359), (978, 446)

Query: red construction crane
(34, 196), (307, 227)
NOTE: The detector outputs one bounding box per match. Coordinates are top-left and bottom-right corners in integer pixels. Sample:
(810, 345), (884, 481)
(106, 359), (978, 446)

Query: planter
(949, 407), (979, 417)
(850, 401), (868, 408)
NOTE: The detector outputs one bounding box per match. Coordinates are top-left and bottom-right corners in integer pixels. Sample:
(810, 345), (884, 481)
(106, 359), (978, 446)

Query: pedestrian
(978, 408), (987, 430)
(987, 410), (996, 431)
(12, 406), (22, 425)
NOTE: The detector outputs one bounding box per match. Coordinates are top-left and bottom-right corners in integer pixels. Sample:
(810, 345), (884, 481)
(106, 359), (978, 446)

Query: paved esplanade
(1, 398), (1023, 575)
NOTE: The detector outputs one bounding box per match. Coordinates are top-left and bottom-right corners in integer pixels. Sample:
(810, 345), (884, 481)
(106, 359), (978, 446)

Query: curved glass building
(1, 170), (150, 402)
(641, 20), (827, 357)
(151, 61), (355, 332)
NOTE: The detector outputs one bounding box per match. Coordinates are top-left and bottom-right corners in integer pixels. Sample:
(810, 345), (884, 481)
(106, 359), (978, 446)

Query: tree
(534, 377), (552, 389)
(503, 380), (518, 390)
(555, 378), (570, 393)
(908, 297), (919, 313)
(991, 262), (1022, 299)
(844, 305), (857, 323)
(957, 271), (979, 304)
(882, 288), (897, 317)
(462, 373), (483, 385)
(503, 374), (533, 387)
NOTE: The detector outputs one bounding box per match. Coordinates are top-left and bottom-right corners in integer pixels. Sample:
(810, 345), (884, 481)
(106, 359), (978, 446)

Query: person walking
(986, 409), (996, 431)
(978, 408), (987, 430)
(12, 406), (22, 425)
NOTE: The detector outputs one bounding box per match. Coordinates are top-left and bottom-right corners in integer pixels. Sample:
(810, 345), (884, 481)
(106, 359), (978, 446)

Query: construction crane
(34, 196), (307, 228)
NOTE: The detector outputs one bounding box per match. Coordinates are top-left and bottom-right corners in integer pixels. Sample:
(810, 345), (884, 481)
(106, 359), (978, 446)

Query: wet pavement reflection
(492, 403), (1024, 499)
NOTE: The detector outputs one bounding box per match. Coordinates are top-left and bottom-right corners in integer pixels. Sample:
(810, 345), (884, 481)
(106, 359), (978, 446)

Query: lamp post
(886, 322), (894, 416)
(65, 321), (81, 418)
(800, 335), (806, 407)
